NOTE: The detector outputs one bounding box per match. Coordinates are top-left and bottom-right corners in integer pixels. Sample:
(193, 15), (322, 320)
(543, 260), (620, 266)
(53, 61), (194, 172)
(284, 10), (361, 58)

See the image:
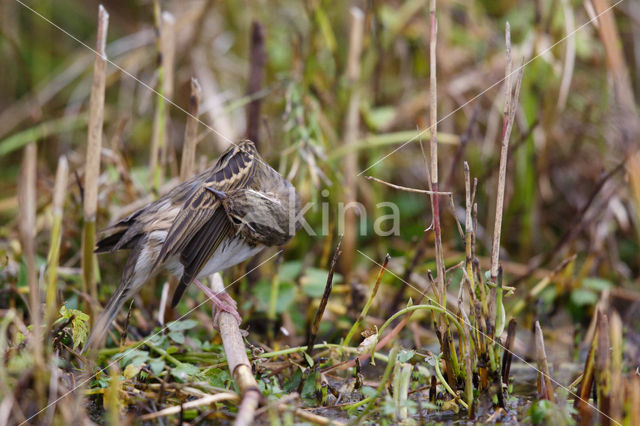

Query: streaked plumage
(83, 140), (300, 352)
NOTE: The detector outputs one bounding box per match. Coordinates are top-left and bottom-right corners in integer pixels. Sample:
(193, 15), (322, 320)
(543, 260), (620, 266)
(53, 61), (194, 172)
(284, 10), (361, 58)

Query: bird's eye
(231, 216), (242, 225)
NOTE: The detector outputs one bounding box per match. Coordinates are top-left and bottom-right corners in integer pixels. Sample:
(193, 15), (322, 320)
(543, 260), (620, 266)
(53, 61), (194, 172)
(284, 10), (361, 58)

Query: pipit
(83, 140), (300, 351)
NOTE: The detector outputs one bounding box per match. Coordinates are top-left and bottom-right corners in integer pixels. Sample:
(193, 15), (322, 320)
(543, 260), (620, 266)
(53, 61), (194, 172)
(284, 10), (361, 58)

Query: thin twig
(306, 238), (342, 361)
(139, 393), (239, 420)
(365, 175), (451, 195)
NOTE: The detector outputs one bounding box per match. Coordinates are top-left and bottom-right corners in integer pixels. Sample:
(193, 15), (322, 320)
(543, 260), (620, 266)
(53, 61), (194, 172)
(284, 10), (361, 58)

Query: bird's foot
(193, 279), (242, 327)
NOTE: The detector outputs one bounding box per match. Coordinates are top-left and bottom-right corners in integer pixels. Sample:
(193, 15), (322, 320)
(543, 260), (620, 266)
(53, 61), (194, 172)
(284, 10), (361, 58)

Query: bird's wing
(153, 142), (259, 306)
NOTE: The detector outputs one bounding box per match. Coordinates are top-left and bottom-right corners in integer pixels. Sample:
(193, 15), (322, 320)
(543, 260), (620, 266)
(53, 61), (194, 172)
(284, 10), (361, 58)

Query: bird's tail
(81, 241), (146, 355)
(81, 281), (131, 355)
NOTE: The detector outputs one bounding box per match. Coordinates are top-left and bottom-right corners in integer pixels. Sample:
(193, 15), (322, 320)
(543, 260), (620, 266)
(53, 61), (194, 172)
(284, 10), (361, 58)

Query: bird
(82, 140), (301, 352)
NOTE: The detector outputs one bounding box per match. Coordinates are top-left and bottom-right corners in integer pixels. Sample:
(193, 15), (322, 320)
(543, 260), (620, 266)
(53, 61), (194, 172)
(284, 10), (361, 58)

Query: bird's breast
(197, 235), (264, 278)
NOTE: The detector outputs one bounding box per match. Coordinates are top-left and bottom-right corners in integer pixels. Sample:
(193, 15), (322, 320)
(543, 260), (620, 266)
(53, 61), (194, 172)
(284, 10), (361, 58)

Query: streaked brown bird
(83, 140), (300, 351)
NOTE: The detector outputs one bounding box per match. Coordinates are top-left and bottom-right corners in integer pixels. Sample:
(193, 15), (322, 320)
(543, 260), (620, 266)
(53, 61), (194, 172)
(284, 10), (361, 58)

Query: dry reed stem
(575, 314), (598, 419)
(277, 404), (345, 426)
(19, 143), (43, 367)
(159, 11), (175, 169)
(609, 311), (623, 422)
(82, 4), (109, 323)
(427, 0), (446, 304)
(596, 311), (611, 424)
(534, 321), (554, 401)
(627, 376), (640, 426)
(45, 155), (69, 328)
(592, 0), (637, 116)
(180, 77), (202, 182)
(212, 274), (260, 425)
(149, 6), (175, 192)
(245, 21), (266, 145)
(340, 7), (364, 280)
(557, 0), (576, 110)
(490, 23), (524, 281)
(139, 393), (239, 420)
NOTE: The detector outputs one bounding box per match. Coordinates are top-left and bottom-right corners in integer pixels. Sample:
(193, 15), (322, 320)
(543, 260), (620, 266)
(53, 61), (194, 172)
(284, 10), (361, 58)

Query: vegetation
(1, 0), (640, 424)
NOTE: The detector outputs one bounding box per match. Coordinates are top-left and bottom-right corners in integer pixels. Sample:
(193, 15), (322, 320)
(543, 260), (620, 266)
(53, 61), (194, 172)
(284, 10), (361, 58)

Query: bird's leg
(205, 186), (227, 200)
(192, 279), (242, 326)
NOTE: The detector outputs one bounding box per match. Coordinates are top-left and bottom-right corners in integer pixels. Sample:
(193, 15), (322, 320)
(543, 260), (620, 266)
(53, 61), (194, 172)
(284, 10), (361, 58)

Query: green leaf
(116, 349), (149, 368)
(570, 289), (598, 307)
(301, 371), (317, 400)
(582, 277), (613, 292)
(303, 352), (314, 367)
(124, 363), (141, 379)
(397, 349), (415, 363)
(204, 368), (233, 388)
(171, 363), (200, 382)
(362, 105), (396, 131)
(168, 331), (185, 344)
(253, 280), (296, 313)
(56, 305), (90, 349)
(280, 261), (303, 281)
(149, 359), (166, 376)
(361, 386), (377, 398)
(283, 368), (302, 393)
(300, 268), (342, 298)
(167, 319), (198, 331)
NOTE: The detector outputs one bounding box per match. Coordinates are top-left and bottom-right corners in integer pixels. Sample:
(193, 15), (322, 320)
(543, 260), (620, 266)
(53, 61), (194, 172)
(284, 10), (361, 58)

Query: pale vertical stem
(340, 7), (364, 280)
(212, 273), (261, 426)
(82, 5), (109, 322)
(490, 23), (512, 282)
(19, 143), (42, 368)
(160, 12), (175, 171)
(534, 321), (554, 401)
(150, 3), (173, 192)
(45, 156), (68, 328)
(592, 0), (637, 115)
(464, 162), (474, 290)
(180, 78), (201, 182)
(428, 0), (445, 302)
(609, 311), (623, 422)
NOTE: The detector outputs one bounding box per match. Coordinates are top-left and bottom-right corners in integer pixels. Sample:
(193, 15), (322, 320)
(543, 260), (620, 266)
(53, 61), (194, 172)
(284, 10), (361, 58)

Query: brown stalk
(501, 318), (517, 384)
(306, 238), (342, 362)
(592, 0), (637, 118)
(218, 310), (261, 426)
(340, 7), (364, 281)
(82, 4), (109, 324)
(575, 317), (598, 421)
(180, 77), (202, 182)
(626, 376), (640, 426)
(534, 321), (554, 401)
(45, 155), (69, 329)
(159, 11), (175, 171)
(609, 311), (623, 423)
(596, 311), (611, 425)
(490, 23), (524, 283)
(19, 142), (44, 378)
(427, 0), (445, 306)
(245, 21), (266, 145)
